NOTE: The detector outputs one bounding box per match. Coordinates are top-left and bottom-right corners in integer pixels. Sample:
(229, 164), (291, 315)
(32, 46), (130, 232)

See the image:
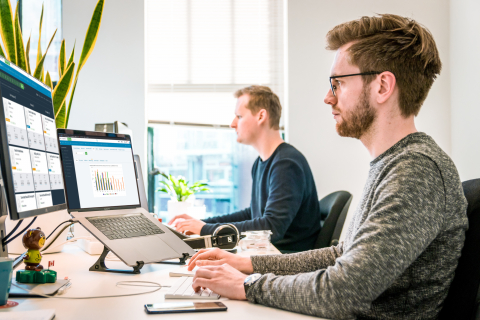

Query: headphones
(183, 224), (240, 250)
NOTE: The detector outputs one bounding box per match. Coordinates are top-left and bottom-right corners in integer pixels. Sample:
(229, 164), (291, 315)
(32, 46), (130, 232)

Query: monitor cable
(1, 219), (23, 245)
(3, 217), (37, 246)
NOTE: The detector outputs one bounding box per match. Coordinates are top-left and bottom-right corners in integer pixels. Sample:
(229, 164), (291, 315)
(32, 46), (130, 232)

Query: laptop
(57, 129), (195, 269)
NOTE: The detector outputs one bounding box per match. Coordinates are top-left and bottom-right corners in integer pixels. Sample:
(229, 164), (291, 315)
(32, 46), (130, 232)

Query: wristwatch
(244, 273), (262, 296)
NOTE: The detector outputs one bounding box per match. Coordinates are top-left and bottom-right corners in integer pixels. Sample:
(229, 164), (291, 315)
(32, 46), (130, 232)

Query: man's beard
(335, 84), (376, 139)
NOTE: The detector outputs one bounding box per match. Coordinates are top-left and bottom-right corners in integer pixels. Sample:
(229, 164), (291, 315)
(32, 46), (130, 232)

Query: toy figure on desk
(22, 227), (45, 270)
(15, 228), (57, 284)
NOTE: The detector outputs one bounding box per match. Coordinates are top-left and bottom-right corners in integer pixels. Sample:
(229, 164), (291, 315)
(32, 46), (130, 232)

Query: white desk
(1, 244), (326, 320)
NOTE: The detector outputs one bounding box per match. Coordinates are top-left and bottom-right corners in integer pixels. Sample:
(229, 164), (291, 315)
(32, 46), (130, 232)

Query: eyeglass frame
(329, 71), (383, 97)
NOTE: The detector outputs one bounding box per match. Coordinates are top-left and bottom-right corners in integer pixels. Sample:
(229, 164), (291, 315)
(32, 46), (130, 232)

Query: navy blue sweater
(200, 143), (321, 252)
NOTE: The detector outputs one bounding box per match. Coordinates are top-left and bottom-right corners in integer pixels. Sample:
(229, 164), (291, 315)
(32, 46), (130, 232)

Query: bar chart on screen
(90, 164), (126, 197)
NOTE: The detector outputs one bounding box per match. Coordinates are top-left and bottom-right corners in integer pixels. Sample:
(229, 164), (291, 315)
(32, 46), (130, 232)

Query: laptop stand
(89, 246), (144, 274)
(156, 253), (190, 265)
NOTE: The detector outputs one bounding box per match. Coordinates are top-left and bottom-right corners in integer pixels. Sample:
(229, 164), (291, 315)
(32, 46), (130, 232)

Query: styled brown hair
(326, 14), (442, 117)
(234, 85), (282, 130)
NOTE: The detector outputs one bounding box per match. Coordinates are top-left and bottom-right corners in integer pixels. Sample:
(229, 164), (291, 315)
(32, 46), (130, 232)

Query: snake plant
(0, 0), (104, 128)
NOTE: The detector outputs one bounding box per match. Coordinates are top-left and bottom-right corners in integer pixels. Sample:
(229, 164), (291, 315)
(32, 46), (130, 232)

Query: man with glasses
(184, 14), (468, 319)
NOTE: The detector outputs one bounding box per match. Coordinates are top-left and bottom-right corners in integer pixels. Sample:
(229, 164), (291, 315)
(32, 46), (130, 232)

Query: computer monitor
(0, 57), (67, 256)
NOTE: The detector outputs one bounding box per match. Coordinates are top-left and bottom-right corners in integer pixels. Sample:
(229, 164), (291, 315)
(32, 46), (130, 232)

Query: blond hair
(234, 85), (281, 130)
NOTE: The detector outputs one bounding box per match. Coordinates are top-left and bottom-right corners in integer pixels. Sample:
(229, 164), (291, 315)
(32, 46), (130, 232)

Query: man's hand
(192, 264), (248, 300)
(174, 218), (206, 235)
(168, 214), (194, 225)
(188, 248), (254, 274)
(168, 214), (206, 235)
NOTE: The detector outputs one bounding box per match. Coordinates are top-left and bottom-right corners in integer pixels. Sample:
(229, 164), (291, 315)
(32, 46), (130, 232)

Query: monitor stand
(0, 215), (7, 258)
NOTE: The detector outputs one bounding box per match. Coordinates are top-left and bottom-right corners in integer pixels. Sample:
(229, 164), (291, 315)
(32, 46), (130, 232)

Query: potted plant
(155, 172), (210, 220)
(0, 0), (104, 128)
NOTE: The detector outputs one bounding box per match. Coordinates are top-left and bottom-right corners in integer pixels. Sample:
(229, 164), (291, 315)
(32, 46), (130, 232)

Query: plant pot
(167, 200), (193, 222)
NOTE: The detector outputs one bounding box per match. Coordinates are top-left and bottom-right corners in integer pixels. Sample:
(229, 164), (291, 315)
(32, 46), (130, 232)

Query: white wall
(450, 0), (480, 182)
(286, 0), (451, 238)
(61, 1), (480, 239)
(62, 0), (146, 168)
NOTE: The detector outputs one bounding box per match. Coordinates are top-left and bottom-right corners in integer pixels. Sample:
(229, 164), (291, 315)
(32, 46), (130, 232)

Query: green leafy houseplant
(155, 172), (210, 202)
(0, 0), (104, 128)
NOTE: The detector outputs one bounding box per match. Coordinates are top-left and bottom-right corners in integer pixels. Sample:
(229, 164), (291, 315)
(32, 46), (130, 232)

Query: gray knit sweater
(246, 132), (468, 319)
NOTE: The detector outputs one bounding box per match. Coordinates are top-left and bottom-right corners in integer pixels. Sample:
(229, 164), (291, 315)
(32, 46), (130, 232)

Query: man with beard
(183, 14), (468, 320)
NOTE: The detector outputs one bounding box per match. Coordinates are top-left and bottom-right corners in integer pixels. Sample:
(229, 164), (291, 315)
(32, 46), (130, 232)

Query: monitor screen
(0, 57), (66, 220)
(58, 131), (140, 211)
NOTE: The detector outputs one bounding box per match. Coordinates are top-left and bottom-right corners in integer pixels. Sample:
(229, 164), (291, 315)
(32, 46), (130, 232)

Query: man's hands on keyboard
(188, 248), (254, 274)
(192, 263), (249, 301)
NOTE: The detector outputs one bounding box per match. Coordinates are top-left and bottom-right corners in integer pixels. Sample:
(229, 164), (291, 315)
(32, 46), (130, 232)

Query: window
(145, 0), (285, 220)
(19, 0), (63, 81)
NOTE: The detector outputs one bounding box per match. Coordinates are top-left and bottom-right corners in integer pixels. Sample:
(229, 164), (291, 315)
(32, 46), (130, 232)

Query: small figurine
(22, 227), (45, 270)
(16, 227), (57, 284)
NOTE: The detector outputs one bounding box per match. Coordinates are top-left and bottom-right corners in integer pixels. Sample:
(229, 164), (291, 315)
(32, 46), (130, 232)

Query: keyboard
(165, 276), (220, 300)
(86, 213), (165, 240)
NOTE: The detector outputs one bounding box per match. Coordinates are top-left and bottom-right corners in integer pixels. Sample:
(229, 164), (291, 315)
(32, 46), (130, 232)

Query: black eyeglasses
(329, 71), (382, 97)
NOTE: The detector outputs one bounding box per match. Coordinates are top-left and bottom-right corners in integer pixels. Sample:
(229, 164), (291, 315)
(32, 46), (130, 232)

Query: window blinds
(146, 0), (285, 126)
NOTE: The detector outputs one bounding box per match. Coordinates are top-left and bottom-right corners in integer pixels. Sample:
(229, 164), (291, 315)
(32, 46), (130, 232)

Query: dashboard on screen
(0, 57), (66, 219)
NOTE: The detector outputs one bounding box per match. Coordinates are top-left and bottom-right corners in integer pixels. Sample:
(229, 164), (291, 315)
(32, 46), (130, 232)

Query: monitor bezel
(57, 129), (142, 212)
(0, 64), (67, 221)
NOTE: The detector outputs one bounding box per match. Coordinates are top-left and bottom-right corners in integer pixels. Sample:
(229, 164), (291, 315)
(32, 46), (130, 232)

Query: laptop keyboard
(86, 213), (165, 240)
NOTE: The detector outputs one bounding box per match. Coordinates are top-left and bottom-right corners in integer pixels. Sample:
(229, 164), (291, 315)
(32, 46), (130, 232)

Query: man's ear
(257, 109), (268, 126)
(376, 71), (396, 104)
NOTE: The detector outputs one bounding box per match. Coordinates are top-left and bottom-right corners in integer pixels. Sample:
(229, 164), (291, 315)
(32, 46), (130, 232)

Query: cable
(10, 281), (168, 299)
(4, 217), (37, 245)
(41, 221), (78, 252)
(2, 220), (23, 244)
(46, 220), (76, 240)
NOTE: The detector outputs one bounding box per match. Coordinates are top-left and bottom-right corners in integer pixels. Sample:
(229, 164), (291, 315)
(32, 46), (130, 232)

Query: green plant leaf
(25, 34), (31, 74)
(77, 0), (104, 73)
(0, 0), (15, 63)
(55, 100), (66, 128)
(155, 187), (169, 194)
(58, 39), (65, 78)
(45, 71), (52, 89)
(53, 61), (75, 118)
(13, 1), (26, 71)
(66, 41), (75, 68)
(33, 29), (57, 81)
(36, 3), (43, 70)
(65, 0), (104, 129)
(0, 41), (6, 59)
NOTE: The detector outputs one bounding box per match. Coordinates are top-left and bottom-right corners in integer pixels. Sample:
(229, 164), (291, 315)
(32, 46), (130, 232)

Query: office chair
(314, 191), (352, 249)
(439, 179), (480, 320)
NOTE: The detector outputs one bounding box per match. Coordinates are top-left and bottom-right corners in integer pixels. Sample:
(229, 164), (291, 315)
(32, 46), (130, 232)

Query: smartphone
(145, 302), (227, 314)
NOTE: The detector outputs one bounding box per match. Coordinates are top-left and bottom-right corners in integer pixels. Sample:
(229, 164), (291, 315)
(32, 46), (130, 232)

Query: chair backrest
(314, 191), (352, 249)
(439, 179), (480, 320)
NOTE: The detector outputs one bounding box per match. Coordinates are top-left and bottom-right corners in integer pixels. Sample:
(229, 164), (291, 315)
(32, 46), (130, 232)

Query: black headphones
(183, 224), (240, 250)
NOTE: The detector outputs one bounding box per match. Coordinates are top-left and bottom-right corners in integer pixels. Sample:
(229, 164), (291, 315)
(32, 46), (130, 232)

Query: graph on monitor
(90, 164), (126, 197)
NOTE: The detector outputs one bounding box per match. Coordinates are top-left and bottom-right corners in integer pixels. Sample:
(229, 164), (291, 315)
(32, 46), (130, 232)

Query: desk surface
(2, 244), (325, 320)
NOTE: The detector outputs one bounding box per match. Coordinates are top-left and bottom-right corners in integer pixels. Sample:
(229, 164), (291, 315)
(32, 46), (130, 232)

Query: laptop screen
(57, 131), (140, 210)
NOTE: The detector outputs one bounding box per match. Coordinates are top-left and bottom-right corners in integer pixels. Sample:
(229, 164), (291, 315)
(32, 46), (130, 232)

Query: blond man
(170, 86), (321, 252)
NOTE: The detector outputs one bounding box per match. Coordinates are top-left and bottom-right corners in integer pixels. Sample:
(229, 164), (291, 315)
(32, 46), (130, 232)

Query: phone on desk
(145, 302), (227, 314)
